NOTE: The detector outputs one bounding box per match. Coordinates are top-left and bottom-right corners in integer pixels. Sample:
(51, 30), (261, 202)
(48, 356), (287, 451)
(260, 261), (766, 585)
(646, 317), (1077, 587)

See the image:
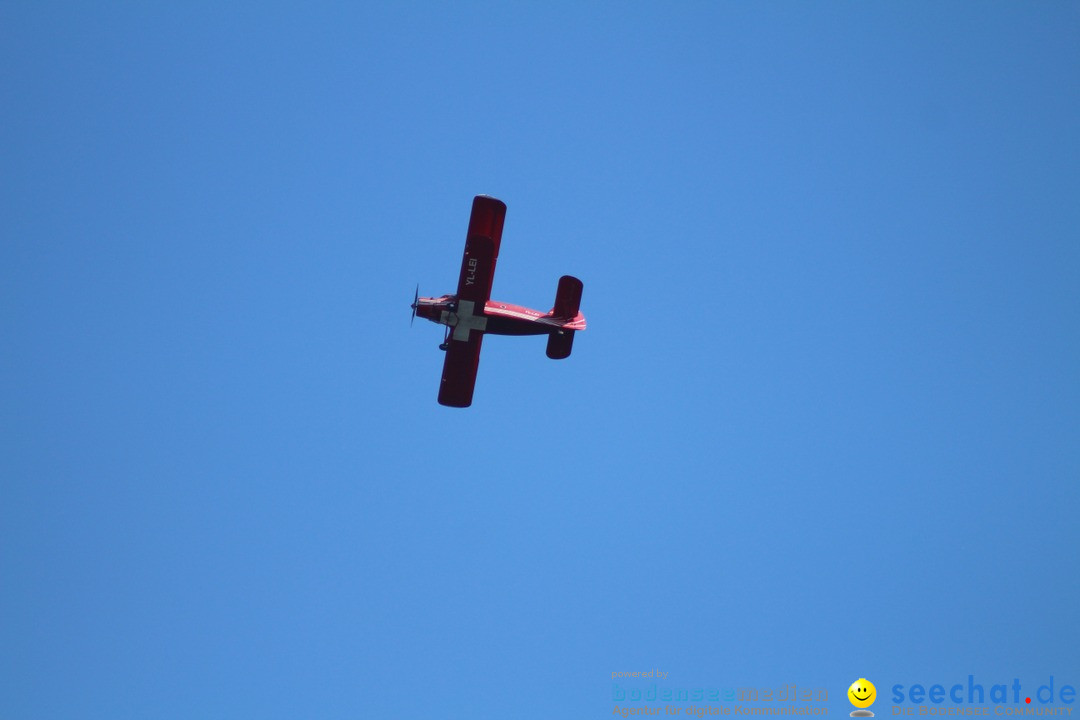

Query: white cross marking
(450, 299), (487, 341)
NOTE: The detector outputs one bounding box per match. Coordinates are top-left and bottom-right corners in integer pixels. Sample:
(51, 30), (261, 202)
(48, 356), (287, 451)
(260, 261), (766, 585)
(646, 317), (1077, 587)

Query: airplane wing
(438, 196), (506, 408)
(438, 332), (483, 407)
(455, 195), (506, 304)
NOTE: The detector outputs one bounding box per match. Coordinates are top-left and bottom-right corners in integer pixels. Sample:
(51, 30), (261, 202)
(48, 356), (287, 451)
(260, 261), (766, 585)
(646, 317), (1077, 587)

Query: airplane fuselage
(414, 294), (586, 341)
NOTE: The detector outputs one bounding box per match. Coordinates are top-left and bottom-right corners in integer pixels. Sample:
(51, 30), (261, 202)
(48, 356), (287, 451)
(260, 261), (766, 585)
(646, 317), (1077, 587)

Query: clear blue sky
(2, 3), (1078, 718)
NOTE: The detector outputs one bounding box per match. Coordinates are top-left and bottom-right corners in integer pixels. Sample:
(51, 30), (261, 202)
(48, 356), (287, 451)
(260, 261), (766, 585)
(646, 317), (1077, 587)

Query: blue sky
(2, 3), (1078, 718)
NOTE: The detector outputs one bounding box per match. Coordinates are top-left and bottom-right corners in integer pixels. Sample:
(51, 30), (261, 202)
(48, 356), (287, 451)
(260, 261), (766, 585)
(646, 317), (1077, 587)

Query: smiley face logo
(848, 678), (876, 709)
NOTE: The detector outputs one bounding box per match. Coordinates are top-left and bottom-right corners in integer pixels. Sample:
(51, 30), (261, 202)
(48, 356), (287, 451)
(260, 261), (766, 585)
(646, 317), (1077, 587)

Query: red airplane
(411, 195), (586, 407)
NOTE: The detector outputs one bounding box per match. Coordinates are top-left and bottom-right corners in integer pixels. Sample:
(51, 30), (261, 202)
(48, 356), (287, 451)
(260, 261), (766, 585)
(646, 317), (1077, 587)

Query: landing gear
(439, 343), (449, 351)
(439, 325), (451, 351)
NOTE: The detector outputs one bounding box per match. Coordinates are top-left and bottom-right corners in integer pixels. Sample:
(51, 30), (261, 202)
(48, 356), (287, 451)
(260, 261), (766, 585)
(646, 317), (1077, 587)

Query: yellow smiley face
(848, 679), (876, 708)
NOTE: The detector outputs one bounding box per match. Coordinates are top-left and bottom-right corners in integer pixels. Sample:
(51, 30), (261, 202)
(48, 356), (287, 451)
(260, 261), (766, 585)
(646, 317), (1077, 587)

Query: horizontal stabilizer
(551, 275), (583, 319)
(546, 331), (575, 360)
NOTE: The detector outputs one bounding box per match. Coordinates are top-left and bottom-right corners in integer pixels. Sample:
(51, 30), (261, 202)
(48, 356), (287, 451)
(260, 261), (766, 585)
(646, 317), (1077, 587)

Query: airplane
(411, 195), (586, 407)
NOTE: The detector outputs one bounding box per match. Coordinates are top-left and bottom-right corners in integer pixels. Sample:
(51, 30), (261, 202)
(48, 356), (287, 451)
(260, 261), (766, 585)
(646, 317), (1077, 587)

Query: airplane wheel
(439, 343), (449, 351)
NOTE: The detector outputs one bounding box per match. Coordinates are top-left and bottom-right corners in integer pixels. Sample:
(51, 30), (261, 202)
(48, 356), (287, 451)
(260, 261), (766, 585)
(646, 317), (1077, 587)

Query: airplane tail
(551, 275), (583, 319)
(546, 331), (575, 359)
(546, 275), (583, 360)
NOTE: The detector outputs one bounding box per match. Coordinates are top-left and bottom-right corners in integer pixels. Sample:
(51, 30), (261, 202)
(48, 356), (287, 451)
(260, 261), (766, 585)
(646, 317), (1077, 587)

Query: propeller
(410, 284), (419, 326)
